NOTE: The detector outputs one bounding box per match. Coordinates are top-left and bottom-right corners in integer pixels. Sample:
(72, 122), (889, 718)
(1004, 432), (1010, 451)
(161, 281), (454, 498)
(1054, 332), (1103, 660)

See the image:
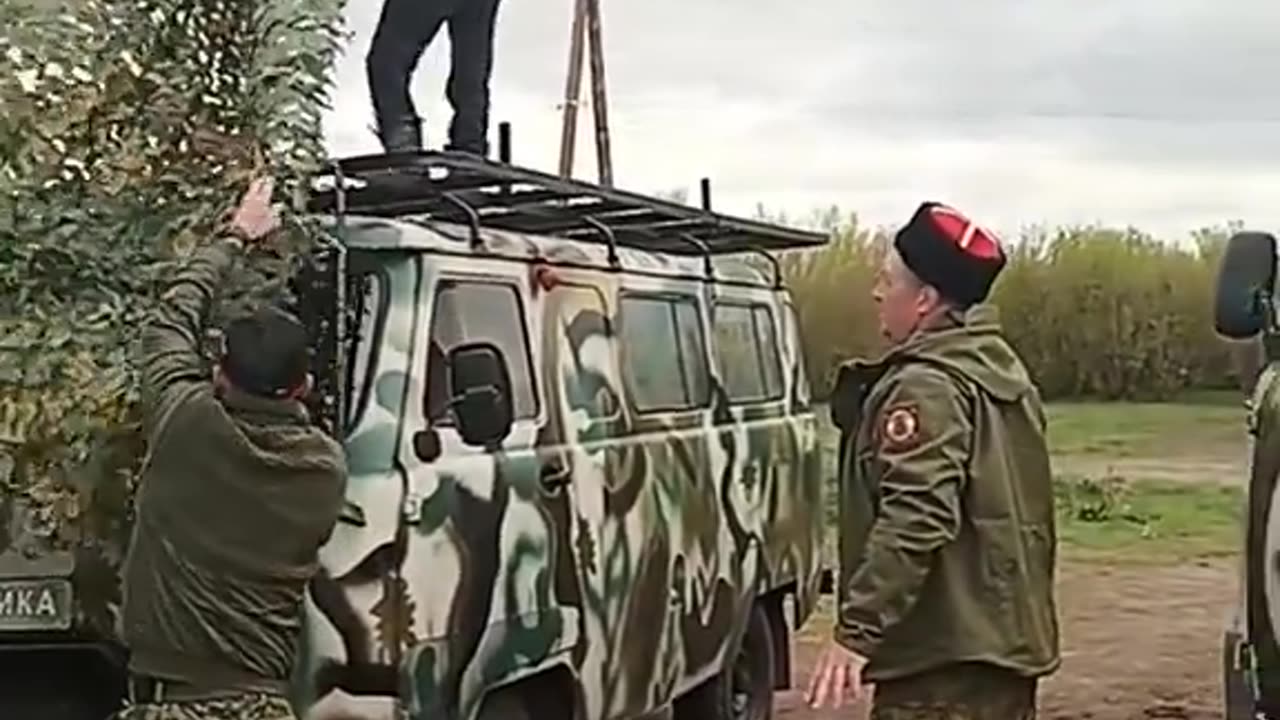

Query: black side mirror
(447, 341), (514, 449)
(1215, 231), (1277, 340)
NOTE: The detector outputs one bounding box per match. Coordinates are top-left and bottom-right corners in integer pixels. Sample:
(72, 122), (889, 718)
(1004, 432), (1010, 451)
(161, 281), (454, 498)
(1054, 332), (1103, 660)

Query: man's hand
(805, 639), (870, 709)
(227, 176), (281, 243)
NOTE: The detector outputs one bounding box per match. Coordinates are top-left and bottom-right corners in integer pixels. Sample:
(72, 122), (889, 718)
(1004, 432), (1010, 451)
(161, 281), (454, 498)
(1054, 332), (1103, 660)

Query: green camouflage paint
(0, 215), (824, 720)
(298, 217), (823, 720)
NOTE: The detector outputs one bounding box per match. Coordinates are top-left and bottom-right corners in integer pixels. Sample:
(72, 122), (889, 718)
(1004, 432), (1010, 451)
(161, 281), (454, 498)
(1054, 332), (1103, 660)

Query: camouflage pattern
(294, 216), (823, 719)
(868, 662), (1037, 720)
(110, 693), (296, 720)
(0, 213), (822, 720)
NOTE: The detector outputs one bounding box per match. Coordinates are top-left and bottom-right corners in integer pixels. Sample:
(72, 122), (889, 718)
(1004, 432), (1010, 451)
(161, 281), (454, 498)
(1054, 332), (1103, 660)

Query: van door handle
(338, 500), (367, 527)
(540, 460), (571, 491)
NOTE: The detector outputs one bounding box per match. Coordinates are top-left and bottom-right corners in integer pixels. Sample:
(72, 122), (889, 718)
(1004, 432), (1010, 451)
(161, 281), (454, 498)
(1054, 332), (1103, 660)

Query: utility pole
(557, 0), (613, 186)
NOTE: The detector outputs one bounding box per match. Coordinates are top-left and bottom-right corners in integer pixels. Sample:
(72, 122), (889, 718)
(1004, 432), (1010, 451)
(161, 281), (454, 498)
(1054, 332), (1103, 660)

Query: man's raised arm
(138, 177), (279, 438)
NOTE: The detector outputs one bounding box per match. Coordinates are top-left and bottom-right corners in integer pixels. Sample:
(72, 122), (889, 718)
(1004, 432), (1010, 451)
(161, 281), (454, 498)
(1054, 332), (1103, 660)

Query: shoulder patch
(879, 403), (922, 451)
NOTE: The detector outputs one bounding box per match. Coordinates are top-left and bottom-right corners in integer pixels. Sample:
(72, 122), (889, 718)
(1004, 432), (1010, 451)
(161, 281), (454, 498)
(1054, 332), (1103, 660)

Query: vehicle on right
(1214, 229), (1280, 720)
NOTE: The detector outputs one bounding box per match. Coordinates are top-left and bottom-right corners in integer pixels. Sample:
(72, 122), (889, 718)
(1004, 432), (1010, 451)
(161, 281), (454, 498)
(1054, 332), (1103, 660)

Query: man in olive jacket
(113, 178), (347, 720)
(806, 201), (1060, 719)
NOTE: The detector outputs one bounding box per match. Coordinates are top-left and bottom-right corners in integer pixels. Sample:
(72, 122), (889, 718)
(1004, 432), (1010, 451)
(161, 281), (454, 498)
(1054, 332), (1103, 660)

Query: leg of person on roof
(366, 0), (451, 152)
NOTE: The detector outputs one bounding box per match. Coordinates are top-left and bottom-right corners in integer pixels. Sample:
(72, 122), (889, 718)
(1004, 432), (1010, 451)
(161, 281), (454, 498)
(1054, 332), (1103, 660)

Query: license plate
(0, 579), (73, 631)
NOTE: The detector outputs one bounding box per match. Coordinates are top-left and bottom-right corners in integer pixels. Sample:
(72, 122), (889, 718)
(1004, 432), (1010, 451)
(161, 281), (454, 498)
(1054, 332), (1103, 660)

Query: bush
(780, 213), (1248, 401)
(0, 0), (345, 591)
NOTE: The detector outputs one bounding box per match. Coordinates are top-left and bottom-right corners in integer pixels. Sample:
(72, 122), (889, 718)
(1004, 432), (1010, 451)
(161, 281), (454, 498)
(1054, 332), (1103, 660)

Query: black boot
(378, 115), (423, 154)
(442, 140), (488, 158)
(366, 0), (448, 155)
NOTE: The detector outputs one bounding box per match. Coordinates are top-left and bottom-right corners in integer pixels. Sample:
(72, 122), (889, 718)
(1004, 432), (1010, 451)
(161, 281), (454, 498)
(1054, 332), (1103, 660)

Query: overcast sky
(321, 0), (1280, 241)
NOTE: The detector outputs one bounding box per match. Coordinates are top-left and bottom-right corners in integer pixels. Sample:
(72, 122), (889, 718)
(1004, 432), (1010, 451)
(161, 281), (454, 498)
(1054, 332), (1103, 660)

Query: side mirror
(1215, 231), (1277, 339)
(448, 342), (515, 449)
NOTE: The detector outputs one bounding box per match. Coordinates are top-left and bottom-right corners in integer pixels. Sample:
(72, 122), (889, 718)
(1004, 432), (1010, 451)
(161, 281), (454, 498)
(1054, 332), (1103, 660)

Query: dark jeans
(366, 0), (503, 154)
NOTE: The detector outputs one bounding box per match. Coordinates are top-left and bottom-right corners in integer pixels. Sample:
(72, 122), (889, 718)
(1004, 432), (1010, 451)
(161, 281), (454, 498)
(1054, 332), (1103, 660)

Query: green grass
(816, 389), (1246, 465)
(1044, 390), (1245, 459)
(1054, 476), (1243, 562)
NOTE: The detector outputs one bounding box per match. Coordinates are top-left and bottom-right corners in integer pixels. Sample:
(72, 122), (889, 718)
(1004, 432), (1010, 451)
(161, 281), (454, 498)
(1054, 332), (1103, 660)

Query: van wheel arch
(673, 598), (777, 720)
(473, 665), (581, 720)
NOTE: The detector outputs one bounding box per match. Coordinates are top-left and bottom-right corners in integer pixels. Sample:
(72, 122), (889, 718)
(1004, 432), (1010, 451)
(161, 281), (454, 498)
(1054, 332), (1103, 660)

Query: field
(780, 391), (1251, 720)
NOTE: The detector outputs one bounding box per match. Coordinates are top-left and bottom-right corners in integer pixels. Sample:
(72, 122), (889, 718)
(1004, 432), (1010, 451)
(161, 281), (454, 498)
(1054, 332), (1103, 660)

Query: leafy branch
(0, 0), (347, 565)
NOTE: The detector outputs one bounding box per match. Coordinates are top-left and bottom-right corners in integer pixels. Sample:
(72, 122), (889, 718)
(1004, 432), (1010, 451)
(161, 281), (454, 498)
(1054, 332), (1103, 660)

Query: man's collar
(906, 304), (966, 341)
(216, 383), (310, 424)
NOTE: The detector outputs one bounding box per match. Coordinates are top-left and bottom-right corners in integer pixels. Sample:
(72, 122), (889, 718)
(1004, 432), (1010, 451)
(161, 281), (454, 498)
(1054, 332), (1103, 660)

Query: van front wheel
(675, 602), (775, 720)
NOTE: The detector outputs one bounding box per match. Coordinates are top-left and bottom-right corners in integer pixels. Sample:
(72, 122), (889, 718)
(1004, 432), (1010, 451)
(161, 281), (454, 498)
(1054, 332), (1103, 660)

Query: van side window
(619, 294), (710, 412)
(713, 301), (784, 403)
(754, 305), (783, 397)
(782, 300), (811, 410)
(553, 285), (618, 421)
(427, 280), (539, 423)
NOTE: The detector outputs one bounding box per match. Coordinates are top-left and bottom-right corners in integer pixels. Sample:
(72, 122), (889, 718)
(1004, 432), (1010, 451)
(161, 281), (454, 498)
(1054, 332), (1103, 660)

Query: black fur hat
(893, 201), (1007, 307)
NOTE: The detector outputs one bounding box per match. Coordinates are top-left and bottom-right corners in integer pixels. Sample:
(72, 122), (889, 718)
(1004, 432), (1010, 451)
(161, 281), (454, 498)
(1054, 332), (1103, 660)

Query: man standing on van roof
(366, 0), (504, 155)
(806, 201), (1060, 719)
(113, 178), (347, 720)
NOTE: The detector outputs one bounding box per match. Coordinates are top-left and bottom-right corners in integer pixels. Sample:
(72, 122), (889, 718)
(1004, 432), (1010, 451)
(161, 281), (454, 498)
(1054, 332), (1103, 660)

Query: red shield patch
(880, 405), (921, 451)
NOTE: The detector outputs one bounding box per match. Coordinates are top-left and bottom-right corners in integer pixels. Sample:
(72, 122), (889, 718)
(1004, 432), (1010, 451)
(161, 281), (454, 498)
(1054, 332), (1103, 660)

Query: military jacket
(120, 238), (347, 693)
(831, 304), (1061, 681)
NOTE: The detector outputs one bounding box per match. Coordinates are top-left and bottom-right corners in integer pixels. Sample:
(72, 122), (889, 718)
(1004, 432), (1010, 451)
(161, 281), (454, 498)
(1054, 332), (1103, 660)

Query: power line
(813, 104), (1280, 126)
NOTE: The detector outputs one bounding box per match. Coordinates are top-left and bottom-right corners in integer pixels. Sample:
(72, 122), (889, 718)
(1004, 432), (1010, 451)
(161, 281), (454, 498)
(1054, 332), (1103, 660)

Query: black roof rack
(307, 150), (829, 257)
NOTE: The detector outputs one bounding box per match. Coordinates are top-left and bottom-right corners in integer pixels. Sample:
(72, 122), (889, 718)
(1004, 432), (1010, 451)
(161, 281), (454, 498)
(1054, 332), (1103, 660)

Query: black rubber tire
(0, 681), (116, 720)
(476, 687), (534, 720)
(0, 647), (124, 720)
(1215, 231), (1277, 339)
(675, 602), (775, 720)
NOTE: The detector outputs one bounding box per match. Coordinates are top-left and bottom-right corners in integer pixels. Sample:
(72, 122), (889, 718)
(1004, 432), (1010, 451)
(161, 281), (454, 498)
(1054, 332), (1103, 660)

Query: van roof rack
(307, 150), (829, 257)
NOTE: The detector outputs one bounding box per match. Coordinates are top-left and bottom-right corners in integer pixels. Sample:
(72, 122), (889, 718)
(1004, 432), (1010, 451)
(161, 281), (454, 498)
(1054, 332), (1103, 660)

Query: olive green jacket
(830, 304), (1060, 681)
(120, 237), (347, 693)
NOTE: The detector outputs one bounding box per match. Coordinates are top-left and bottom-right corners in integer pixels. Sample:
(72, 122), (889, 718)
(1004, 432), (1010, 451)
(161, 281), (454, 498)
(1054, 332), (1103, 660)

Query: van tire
(0, 646), (125, 720)
(0, 696), (105, 720)
(675, 602), (775, 720)
(476, 687), (533, 720)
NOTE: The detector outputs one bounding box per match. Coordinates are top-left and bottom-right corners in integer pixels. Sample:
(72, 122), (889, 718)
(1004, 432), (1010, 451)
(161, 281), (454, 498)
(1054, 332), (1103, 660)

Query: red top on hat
(924, 204), (1002, 261)
(893, 201), (1006, 306)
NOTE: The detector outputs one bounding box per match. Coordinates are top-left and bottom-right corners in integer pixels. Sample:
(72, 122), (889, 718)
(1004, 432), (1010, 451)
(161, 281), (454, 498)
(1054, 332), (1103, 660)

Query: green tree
(0, 0), (345, 579)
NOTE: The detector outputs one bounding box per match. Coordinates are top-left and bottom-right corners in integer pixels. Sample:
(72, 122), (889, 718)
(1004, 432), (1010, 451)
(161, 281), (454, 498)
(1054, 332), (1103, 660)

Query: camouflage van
(1213, 230), (1280, 720)
(0, 152), (829, 720)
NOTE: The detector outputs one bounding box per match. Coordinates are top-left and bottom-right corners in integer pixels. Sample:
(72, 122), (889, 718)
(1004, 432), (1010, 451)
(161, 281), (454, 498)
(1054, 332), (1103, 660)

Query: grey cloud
(788, 0), (1280, 172)
(333, 0), (1280, 233)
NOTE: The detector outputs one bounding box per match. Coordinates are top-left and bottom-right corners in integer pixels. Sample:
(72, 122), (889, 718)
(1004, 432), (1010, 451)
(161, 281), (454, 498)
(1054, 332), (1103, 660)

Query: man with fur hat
(805, 201), (1060, 719)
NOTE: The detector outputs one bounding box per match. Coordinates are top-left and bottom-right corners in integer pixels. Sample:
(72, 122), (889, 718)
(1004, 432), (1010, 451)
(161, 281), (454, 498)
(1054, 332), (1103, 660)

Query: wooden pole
(557, 0), (589, 178)
(585, 0), (613, 186)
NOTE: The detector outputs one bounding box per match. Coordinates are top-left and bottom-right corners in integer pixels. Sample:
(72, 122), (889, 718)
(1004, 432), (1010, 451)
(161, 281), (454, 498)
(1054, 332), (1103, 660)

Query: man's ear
(917, 283), (945, 315)
(291, 372), (314, 400)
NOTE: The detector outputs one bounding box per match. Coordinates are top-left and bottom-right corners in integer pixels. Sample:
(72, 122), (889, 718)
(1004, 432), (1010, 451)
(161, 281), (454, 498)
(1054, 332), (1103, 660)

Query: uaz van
(0, 151), (829, 720)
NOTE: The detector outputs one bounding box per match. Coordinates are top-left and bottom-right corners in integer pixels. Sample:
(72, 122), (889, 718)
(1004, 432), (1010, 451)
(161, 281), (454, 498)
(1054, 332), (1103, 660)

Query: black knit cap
(893, 201), (1007, 307)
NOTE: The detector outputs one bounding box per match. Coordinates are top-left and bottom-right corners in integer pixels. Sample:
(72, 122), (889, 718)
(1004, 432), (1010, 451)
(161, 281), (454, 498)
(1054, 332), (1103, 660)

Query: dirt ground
(775, 556), (1239, 720)
(1053, 455), (1247, 488)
